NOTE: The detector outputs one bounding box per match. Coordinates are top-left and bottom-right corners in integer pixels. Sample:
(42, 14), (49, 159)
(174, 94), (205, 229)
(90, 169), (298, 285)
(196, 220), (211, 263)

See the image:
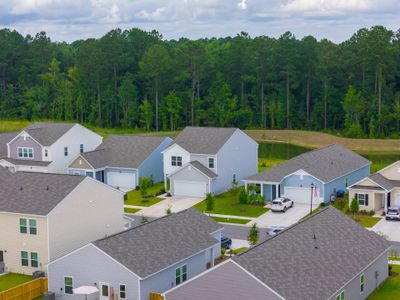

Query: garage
(284, 187), (319, 204)
(173, 180), (208, 198)
(107, 170), (136, 190)
(393, 193), (400, 206)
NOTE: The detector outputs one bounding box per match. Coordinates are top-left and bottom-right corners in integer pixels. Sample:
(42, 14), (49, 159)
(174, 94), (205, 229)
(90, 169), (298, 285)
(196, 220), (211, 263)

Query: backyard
(195, 189), (269, 218)
(0, 273), (32, 292)
(367, 265), (400, 299)
(124, 182), (165, 207)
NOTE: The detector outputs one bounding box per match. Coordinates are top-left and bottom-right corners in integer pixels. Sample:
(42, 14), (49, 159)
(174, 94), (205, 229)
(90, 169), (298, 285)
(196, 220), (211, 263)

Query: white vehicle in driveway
(271, 197), (294, 212)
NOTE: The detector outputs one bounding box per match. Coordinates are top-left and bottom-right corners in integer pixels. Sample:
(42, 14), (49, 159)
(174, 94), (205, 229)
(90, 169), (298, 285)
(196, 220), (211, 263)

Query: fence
(0, 277), (48, 300)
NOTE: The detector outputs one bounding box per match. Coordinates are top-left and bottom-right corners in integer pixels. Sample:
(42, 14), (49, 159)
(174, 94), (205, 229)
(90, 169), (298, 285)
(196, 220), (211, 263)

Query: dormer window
(208, 157), (215, 169)
(171, 156), (182, 167)
(18, 147), (33, 159)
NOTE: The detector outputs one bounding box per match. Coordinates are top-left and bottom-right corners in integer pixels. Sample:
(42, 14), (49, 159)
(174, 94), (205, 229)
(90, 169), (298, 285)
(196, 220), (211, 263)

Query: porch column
(260, 184), (264, 197)
(164, 175), (168, 192)
(385, 192), (388, 212)
(276, 184), (279, 198)
(372, 192), (375, 211)
(245, 182), (248, 192)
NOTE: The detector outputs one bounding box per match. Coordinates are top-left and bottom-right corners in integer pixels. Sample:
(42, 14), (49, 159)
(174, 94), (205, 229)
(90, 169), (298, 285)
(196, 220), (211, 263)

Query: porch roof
(350, 185), (385, 191)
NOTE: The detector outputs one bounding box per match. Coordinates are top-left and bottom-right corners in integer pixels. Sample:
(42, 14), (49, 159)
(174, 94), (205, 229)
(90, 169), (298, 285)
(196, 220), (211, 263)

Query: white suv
(271, 197), (294, 212)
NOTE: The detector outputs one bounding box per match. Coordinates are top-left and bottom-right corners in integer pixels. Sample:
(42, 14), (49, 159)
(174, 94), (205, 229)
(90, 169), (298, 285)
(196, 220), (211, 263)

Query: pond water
(258, 142), (400, 168)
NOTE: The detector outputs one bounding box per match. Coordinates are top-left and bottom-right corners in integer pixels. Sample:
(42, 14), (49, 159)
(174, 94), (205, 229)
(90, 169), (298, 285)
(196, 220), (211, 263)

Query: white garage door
(173, 180), (207, 198)
(284, 187), (314, 204)
(394, 193), (400, 206)
(107, 171), (136, 190)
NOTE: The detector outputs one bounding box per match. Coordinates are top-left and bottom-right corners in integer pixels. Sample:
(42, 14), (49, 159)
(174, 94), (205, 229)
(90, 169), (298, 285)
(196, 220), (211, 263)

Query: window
(17, 147), (34, 159)
(336, 291), (345, 300)
(360, 274), (365, 293)
(208, 157), (215, 169)
(64, 147), (68, 156)
(29, 219), (37, 235)
(21, 251), (29, 266)
(175, 265), (187, 286)
(64, 276), (73, 294)
(20, 218), (27, 234)
(44, 149), (48, 157)
(171, 156), (182, 167)
(101, 284), (109, 297)
(119, 284), (126, 299)
(232, 173), (237, 183)
(356, 193), (369, 206)
(80, 144), (84, 153)
(30, 252), (38, 268)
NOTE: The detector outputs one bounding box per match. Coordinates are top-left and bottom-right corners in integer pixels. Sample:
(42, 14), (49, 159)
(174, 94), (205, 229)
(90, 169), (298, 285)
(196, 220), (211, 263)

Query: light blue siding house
(244, 144), (370, 204)
(47, 208), (223, 300)
(163, 127), (258, 197)
(68, 135), (172, 191)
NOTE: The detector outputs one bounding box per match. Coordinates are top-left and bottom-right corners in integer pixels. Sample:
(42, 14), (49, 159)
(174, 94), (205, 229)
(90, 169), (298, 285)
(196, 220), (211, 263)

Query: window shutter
(365, 194), (369, 206)
(355, 193), (358, 200)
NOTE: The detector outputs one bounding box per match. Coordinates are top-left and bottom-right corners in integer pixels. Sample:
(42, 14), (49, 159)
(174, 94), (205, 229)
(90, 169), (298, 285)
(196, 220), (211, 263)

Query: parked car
(221, 235), (232, 249)
(271, 197), (294, 212)
(386, 206), (400, 221)
(266, 227), (285, 236)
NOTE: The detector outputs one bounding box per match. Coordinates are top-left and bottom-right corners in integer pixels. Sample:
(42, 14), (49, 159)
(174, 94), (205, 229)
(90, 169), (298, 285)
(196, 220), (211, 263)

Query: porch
(244, 181), (280, 202)
(349, 186), (390, 212)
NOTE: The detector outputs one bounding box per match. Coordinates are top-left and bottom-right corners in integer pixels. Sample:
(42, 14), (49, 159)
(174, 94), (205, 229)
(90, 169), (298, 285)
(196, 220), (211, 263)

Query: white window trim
(208, 157), (215, 169)
(99, 282), (110, 297)
(17, 147), (34, 159)
(357, 193), (366, 206)
(64, 147), (68, 157)
(360, 273), (365, 294)
(171, 156), (182, 167)
(119, 283), (127, 299)
(64, 276), (74, 295)
(175, 264), (188, 286)
(30, 252), (39, 268)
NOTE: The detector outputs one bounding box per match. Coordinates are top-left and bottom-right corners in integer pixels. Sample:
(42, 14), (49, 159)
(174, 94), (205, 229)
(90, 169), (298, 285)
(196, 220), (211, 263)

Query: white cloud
(282, 0), (369, 13)
(238, 0), (247, 10)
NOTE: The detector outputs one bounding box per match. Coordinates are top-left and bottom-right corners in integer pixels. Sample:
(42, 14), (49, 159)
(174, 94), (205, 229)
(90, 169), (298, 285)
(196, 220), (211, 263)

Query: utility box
(32, 270), (45, 279)
(43, 292), (56, 300)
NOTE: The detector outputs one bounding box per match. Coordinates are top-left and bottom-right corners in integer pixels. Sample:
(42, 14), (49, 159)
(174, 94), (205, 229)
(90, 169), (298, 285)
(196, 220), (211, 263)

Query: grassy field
(195, 189), (269, 217)
(258, 157), (286, 172)
(0, 273), (32, 292)
(124, 182), (165, 207)
(211, 216), (251, 224)
(367, 265), (400, 299)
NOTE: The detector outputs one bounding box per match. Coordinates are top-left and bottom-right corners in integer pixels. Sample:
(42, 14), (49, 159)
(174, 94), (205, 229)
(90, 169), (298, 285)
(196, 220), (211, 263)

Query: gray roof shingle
(81, 135), (171, 169)
(234, 206), (390, 300)
(93, 208), (223, 278)
(1, 158), (51, 166)
(0, 167), (85, 215)
(164, 260), (281, 300)
(0, 131), (18, 157)
(246, 144), (370, 183)
(174, 127), (238, 154)
(369, 173), (400, 191)
(25, 122), (76, 146)
(188, 161), (217, 178)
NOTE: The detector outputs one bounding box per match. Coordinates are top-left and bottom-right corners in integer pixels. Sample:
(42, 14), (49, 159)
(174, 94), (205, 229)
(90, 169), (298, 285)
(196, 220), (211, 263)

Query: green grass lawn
(389, 257), (400, 261)
(124, 207), (141, 214)
(211, 216), (251, 224)
(0, 273), (32, 292)
(349, 214), (381, 228)
(124, 182), (165, 207)
(367, 265), (400, 299)
(195, 189), (269, 218)
(229, 247), (249, 255)
(258, 157), (286, 172)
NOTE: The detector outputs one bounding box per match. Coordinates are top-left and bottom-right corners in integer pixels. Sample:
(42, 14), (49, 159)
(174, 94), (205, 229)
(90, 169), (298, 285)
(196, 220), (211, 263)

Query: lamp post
(310, 183), (314, 216)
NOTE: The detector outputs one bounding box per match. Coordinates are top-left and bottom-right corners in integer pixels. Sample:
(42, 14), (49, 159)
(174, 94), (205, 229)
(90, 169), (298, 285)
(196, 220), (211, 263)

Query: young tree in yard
(248, 223), (259, 245)
(350, 197), (359, 217)
(139, 176), (152, 197)
(205, 193), (214, 211)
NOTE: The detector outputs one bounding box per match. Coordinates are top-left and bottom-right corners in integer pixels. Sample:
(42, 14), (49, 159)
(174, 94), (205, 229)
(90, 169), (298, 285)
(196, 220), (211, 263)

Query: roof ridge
(236, 206), (333, 257)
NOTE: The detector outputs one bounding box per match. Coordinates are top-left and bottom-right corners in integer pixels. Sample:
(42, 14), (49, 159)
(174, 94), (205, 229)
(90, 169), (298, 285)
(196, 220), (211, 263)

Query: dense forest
(0, 26), (400, 137)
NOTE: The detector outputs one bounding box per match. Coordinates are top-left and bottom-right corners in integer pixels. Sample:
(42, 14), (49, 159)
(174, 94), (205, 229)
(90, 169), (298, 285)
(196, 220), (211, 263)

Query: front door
(99, 282), (110, 300)
(0, 251), (4, 274)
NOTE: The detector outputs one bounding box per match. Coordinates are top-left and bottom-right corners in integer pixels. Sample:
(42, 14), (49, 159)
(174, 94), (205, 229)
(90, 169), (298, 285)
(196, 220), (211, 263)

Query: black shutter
(365, 194), (369, 206)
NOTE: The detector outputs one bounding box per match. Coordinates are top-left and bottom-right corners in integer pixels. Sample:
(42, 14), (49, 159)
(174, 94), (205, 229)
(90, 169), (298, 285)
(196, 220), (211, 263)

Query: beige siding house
(348, 161), (400, 212)
(0, 167), (126, 275)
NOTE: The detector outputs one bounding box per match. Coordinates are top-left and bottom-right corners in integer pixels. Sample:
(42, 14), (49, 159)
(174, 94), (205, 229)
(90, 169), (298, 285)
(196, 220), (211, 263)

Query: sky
(0, 0), (399, 43)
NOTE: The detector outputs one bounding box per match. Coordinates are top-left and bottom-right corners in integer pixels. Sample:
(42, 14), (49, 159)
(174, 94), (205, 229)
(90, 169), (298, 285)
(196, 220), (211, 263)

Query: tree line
(0, 26), (400, 137)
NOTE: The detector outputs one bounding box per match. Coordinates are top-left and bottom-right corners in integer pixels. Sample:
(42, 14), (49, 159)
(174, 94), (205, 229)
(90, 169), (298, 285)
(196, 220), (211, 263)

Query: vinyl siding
(48, 244), (140, 300)
(163, 144), (191, 176)
(281, 174), (324, 200)
(170, 165), (209, 194)
(379, 162), (400, 180)
(8, 134), (43, 161)
(0, 212), (48, 275)
(47, 178), (126, 261)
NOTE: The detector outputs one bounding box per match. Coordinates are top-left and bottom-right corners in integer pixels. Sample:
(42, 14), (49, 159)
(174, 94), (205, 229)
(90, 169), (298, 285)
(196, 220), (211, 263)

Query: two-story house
(163, 127), (258, 197)
(67, 135), (172, 191)
(47, 208), (223, 300)
(0, 167), (126, 275)
(0, 122), (102, 173)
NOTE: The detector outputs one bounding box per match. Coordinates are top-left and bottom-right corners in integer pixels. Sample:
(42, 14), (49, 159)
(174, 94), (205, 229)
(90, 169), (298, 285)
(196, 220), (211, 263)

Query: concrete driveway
(371, 218), (400, 242)
(133, 196), (204, 218)
(249, 203), (313, 228)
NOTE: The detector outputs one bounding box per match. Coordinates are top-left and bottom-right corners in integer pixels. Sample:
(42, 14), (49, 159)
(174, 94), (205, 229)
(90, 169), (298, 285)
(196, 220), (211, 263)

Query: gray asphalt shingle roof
(93, 207), (223, 278)
(174, 127), (238, 154)
(0, 167), (85, 215)
(2, 158), (51, 166)
(246, 144), (370, 183)
(368, 173), (400, 191)
(81, 135), (171, 169)
(234, 206), (390, 300)
(189, 161), (217, 178)
(164, 260), (281, 300)
(0, 131), (18, 157)
(25, 122), (76, 146)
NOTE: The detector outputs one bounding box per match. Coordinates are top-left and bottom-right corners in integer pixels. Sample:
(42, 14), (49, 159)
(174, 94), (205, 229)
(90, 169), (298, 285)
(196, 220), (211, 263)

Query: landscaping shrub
(248, 223), (259, 245)
(238, 188), (248, 204)
(205, 193), (214, 211)
(369, 210), (376, 216)
(350, 197), (359, 216)
(139, 176), (153, 197)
